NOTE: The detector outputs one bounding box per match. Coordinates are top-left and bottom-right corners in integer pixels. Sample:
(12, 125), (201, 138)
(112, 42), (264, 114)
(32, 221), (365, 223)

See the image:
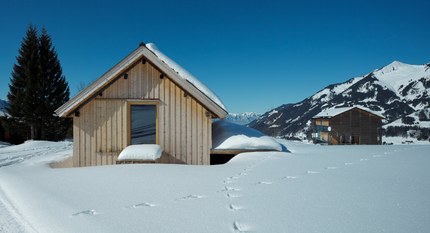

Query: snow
(212, 120), (283, 151)
(0, 141), (11, 149)
(0, 99), (8, 117)
(117, 145), (162, 161)
(264, 112), (283, 125)
(146, 43), (227, 112)
(225, 112), (260, 125)
(1, 140), (430, 232)
(383, 112), (430, 129)
(313, 106), (384, 119)
(312, 77), (363, 102)
(373, 61), (429, 95)
(312, 88), (331, 102)
(357, 81), (375, 93)
(382, 136), (430, 145)
(313, 106), (354, 118)
(0, 140), (72, 168)
(267, 109), (278, 117)
(332, 77), (363, 94)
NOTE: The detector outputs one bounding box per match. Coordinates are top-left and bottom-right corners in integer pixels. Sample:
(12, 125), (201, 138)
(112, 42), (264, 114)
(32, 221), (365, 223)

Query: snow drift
(212, 120), (284, 151)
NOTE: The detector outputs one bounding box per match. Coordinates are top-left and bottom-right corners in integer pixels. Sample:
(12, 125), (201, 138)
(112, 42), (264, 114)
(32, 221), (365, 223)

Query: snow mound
(0, 140), (72, 168)
(146, 43), (227, 112)
(212, 120), (284, 151)
(117, 144), (162, 161)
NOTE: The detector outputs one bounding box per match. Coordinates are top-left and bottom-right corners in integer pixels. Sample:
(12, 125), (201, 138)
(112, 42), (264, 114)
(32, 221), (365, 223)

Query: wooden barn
(55, 43), (228, 167)
(312, 106), (383, 145)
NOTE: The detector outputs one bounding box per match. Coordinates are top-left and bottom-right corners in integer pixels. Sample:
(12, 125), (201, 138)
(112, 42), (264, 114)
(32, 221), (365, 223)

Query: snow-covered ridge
(373, 60), (429, 95)
(312, 77), (363, 102)
(146, 43), (227, 112)
(225, 112), (261, 125)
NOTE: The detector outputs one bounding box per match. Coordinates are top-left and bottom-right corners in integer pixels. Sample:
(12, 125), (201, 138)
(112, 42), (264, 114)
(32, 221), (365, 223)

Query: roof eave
(55, 45), (228, 118)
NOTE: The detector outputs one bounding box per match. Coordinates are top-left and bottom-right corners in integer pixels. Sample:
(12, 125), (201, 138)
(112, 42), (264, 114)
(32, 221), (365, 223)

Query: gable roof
(313, 106), (384, 119)
(55, 43), (228, 118)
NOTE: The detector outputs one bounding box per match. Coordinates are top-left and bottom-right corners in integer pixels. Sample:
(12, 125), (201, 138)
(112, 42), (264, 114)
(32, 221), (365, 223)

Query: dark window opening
(130, 105), (156, 144)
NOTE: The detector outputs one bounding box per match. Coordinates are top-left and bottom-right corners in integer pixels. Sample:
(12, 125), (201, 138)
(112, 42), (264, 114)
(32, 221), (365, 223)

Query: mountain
(249, 61), (430, 139)
(0, 99), (8, 117)
(225, 112), (261, 125)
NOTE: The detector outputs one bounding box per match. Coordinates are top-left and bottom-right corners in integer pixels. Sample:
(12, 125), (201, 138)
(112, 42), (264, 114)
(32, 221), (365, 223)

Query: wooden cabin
(55, 43), (228, 167)
(312, 107), (383, 145)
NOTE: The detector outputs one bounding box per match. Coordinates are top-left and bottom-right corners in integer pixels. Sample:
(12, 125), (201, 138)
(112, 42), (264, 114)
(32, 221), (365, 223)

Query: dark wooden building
(312, 107), (383, 145)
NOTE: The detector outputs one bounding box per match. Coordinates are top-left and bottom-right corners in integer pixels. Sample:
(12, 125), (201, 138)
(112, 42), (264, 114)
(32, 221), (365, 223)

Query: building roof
(313, 106), (384, 119)
(55, 43), (228, 118)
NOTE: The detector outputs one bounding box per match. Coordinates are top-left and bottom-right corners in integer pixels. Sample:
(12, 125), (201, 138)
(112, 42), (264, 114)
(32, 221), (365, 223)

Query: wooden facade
(312, 107), (383, 145)
(57, 44), (227, 167)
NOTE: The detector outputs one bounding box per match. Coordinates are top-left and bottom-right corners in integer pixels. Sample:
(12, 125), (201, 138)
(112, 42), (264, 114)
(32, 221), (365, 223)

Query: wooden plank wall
(73, 61), (212, 166)
(329, 108), (382, 145)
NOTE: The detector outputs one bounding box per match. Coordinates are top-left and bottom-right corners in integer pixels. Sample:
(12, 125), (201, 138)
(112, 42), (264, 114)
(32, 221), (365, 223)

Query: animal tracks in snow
(175, 194), (204, 201)
(306, 170), (319, 174)
(233, 221), (251, 232)
(226, 193), (242, 199)
(254, 181), (273, 185)
(71, 209), (98, 217)
(126, 202), (157, 209)
(281, 175), (298, 180)
(221, 186), (242, 192)
(228, 204), (244, 211)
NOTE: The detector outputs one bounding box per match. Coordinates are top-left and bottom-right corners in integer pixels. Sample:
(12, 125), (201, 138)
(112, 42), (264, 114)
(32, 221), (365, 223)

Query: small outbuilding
(55, 43), (228, 167)
(312, 106), (383, 145)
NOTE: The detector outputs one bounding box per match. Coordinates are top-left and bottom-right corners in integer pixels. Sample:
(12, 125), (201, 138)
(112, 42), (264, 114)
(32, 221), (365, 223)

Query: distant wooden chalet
(55, 43), (228, 167)
(312, 106), (383, 145)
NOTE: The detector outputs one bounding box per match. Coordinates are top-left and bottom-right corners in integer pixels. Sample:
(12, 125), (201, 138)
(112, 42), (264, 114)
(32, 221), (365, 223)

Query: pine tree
(37, 28), (70, 140)
(7, 25), (70, 141)
(7, 25), (40, 139)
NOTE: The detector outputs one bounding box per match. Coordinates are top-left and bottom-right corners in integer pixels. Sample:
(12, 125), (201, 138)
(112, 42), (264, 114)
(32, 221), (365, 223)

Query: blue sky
(1, 0), (429, 114)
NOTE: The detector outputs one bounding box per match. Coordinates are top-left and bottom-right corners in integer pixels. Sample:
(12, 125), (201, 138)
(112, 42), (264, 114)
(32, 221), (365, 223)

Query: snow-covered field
(1, 140), (429, 233)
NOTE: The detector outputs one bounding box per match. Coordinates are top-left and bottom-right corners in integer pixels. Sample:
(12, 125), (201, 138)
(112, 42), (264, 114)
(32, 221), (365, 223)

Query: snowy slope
(250, 61), (430, 139)
(225, 112), (261, 125)
(0, 99), (8, 117)
(1, 141), (430, 233)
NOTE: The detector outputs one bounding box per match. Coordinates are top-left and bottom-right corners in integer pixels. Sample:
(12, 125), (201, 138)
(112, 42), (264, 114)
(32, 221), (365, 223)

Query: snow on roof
(146, 43), (227, 112)
(212, 120), (284, 151)
(313, 106), (384, 119)
(55, 43), (228, 118)
(117, 144), (162, 161)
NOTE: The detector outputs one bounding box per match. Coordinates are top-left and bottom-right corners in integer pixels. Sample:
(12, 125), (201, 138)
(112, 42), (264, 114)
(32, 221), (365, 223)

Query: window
(129, 104), (157, 145)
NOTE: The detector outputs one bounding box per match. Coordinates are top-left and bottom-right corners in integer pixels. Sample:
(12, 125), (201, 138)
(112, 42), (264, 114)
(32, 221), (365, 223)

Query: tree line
(1, 25), (70, 143)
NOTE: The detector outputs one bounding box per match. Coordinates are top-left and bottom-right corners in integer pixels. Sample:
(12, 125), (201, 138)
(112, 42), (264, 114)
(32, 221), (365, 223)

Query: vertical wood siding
(73, 61), (212, 166)
(328, 108), (382, 145)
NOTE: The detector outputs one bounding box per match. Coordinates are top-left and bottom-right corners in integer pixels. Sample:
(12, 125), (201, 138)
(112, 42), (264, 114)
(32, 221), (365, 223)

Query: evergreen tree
(37, 28), (70, 140)
(7, 25), (40, 139)
(7, 25), (70, 141)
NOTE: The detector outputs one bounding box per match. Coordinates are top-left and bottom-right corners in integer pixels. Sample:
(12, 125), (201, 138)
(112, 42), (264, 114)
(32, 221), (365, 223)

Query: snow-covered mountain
(249, 61), (430, 139)
(0, 99), (8, 117)
(224, 112), (261, 125)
